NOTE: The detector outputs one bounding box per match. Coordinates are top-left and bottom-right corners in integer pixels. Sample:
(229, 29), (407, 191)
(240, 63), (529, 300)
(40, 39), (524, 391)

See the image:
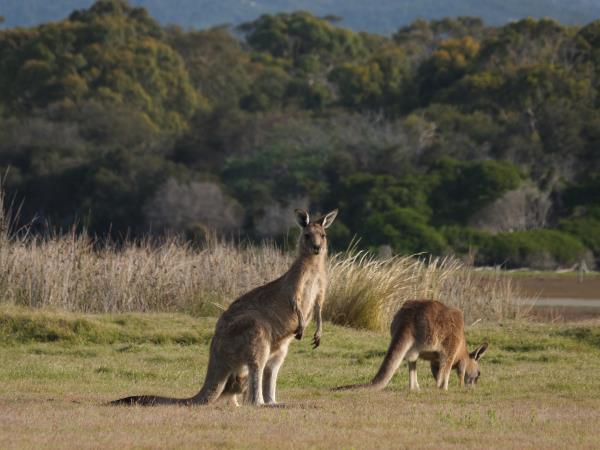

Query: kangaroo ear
(470, 342), (488, 361)
(317, 209), (338, 229)
(295, 209), (310, 228)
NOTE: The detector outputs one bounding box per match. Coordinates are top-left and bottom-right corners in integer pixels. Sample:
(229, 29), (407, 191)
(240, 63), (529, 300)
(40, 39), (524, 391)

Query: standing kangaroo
(336, 300), (488, 391)
(112, 208), (338, 406)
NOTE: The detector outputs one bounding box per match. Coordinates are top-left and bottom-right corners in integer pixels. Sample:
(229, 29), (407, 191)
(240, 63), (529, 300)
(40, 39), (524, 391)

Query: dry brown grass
(0, 233), (289, 315)
(0, 187), (521, 329)
(327, 251), (521, 330)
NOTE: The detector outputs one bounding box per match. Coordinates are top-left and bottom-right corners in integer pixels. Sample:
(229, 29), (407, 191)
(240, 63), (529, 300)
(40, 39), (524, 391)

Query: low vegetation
(0, 191), (520, 329)
(1, 308), (599, 449)
(0, 231), (521, 330)
(326, 251), (518, 329)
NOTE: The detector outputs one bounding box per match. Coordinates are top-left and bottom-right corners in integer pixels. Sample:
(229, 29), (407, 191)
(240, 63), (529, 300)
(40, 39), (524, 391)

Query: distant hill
(1, 0), (600, 33)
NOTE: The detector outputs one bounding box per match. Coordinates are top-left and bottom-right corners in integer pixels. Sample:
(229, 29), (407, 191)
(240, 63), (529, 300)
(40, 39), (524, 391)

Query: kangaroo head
(294, 209), (338, 256)
(464, 342), (488, 386)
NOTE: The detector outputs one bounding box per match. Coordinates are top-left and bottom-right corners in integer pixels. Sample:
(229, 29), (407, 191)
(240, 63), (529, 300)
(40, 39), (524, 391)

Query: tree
(417, 36), (480, 105)
(428, 158), (523, 225)
(240, 11), (365, 67)
(363, 207), (448, 255)
(167, 26), (253, 109)
(329, 46), (410, 112)
(145, 179), (243, 234)
(393, 17), (487, 62)
(0, 0), (200, 131)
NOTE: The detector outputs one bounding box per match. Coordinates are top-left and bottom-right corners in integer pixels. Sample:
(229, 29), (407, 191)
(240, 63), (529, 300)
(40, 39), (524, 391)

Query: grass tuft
(326, 250), (522, 330)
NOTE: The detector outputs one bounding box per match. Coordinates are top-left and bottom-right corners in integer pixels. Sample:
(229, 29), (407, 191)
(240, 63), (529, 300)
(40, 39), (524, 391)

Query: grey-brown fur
(335, 300), (488, 391)
(111, 208), (338, 407)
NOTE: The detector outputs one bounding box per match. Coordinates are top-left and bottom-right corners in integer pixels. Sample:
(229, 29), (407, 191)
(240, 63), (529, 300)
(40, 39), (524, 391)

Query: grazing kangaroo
(111, 208), (337, 406)
(336, 300), (488, 391)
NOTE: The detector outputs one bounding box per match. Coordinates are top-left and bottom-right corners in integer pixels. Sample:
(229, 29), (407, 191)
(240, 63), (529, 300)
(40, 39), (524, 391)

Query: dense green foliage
(0, 1), (198, 130)
(2, 0), (600, 33)
(1, 1), (599, 269)
(479, 229), (590, 270)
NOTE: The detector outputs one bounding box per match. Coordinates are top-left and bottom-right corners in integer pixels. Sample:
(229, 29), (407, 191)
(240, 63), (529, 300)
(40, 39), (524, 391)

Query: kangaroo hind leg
(247, 329), (271, 406)
(408, 361), (420, 391)
(263, 345), (289, 405)
(248, 352), (269, 406)
(436, 354), (454, 390)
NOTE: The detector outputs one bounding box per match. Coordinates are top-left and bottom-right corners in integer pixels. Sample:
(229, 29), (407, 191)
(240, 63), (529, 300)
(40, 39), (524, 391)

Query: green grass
(1, 308), (600, 448)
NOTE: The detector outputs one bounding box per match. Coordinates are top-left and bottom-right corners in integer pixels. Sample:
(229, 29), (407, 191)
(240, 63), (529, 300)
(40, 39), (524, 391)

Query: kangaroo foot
(311, 332), (321, 349)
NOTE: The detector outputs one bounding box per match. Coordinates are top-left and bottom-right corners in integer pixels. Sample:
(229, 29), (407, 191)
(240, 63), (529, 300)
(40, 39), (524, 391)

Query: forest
(0, 0), (599, 269)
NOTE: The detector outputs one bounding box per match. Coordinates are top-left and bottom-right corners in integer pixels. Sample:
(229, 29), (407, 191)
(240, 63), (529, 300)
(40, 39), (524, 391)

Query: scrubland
(0, 226), (520, 330)
(4, 189), (600, 449)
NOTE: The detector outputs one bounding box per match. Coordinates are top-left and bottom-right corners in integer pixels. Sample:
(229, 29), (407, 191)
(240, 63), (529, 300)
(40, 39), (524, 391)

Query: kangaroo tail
(110, 334), (234, 407)
(109, 372), (229, 407)
(331, 383), (372, 391)
(109, 395), (194, 406)
(334, 334), (413, 392)
(369, 336), (412, 389)
(110, 371), (230, 407)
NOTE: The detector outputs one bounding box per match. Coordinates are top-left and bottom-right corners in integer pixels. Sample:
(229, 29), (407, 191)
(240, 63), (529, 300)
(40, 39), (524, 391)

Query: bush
(326, 251), (521, 330)
(144, 179), (244, 234)
(559, 217), (600, 260)
(428, 157), (523, 225)
(441, 225), (492, 255)
(363, 207), (447, 255)
(477, 229), (592, 269)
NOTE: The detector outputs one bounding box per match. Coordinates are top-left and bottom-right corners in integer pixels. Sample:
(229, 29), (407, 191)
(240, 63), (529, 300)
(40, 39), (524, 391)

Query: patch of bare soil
(514, 274), (600, 299)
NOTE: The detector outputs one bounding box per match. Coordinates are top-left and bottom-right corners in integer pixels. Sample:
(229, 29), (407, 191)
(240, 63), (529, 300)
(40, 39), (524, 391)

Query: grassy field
(1, 307), (600, 449)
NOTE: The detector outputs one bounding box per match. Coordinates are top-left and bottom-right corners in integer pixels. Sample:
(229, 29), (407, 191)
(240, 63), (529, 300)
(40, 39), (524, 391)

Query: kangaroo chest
(299, 273), (322, 315)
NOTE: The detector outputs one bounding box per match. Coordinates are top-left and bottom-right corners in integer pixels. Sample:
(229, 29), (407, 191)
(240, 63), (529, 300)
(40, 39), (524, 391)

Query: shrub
(144, 179), (244, 234)
(326, 251), (521, 330)
(363, 207), (448, 255)
(428, 157), (523, 225)
(478, 229), (592, 269)
(441, 225), (492, 255)
(559, 217), (600, 260)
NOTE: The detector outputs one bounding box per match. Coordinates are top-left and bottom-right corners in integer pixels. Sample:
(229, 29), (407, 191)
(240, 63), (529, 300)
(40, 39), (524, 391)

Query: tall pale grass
(0, 232), (291, 315)
(326, 251), (521, 331)
(0, 187), (521, 329)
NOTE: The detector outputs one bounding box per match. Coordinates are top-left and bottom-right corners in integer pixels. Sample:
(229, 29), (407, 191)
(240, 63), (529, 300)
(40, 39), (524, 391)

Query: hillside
(1, 0), (600, 33)
(1, 1), (599, 270)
